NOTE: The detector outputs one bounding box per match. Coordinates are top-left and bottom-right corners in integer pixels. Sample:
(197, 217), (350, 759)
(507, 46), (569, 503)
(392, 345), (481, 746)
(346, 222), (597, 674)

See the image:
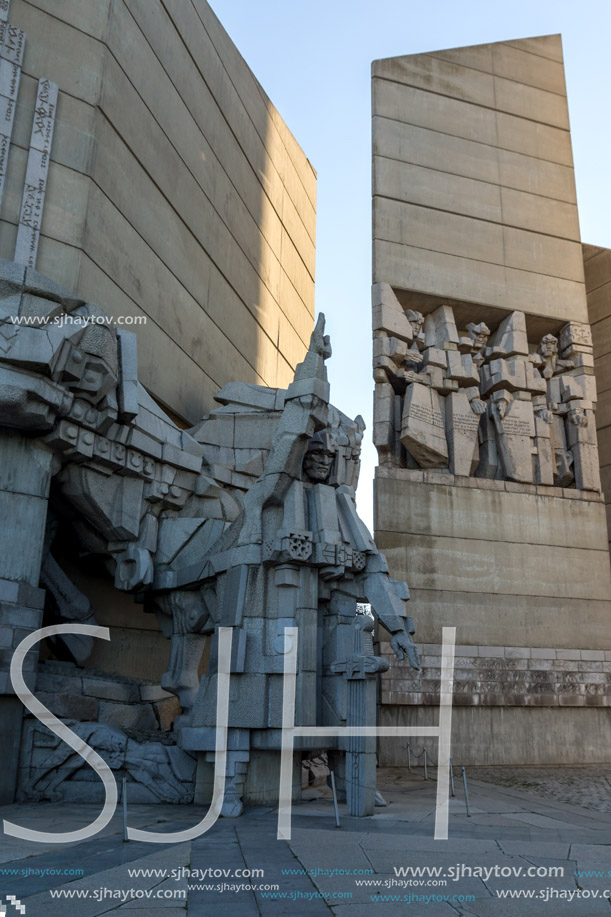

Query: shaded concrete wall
(379, 707), (611, 768)
(1, 0), (316, 424)
(0, 1), (315, 686)
(585, 243), (611, 550)
(375, 472), (611, 648)
(372, 35), (611, 764)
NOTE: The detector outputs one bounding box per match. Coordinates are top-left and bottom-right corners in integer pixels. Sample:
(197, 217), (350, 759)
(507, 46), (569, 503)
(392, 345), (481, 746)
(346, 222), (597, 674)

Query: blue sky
(212, 0), (611, 528)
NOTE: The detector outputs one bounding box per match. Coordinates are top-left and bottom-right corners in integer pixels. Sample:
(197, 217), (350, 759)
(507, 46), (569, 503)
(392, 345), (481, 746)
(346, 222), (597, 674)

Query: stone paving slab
(473, 766), (611, 813)
(1, 770), (611, 915)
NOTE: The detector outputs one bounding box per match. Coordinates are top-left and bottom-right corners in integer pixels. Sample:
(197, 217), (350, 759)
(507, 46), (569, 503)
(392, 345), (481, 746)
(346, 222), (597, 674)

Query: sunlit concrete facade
(372, 35), (611, 764)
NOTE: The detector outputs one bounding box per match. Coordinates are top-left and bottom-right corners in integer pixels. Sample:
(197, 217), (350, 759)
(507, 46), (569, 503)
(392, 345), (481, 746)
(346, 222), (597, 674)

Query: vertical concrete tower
(371, 35), (611, 764)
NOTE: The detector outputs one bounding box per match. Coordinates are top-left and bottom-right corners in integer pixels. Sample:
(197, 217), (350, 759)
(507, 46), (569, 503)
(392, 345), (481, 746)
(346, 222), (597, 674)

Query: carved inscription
(0, 12), (23, 211)
(500, 418), (530, 437)
(451, 413), (480, 435)
(409, 403), (444, 429)
(14, 78), (58, 268)
(0, 58), (18, 101)
(0, 24), (24, 66)
(31, 77), (57, 152)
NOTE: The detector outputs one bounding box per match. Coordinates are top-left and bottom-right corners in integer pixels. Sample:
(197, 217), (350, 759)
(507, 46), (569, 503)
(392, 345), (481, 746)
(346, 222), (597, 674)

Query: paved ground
(472, 766), (611, 813)
(1, 767), (611, 915)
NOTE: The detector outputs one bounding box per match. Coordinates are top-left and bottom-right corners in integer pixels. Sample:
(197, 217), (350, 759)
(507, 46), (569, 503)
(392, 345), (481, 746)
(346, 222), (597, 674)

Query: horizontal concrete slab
(374, 197), (584, 282)
(375, 477), (609, 550)
(373, 52), (568, 128)
(375, 531), (611, 601)
(383, 587), (611, 650)
(373, 239), (588, 322)
(373, 79), (573, 165)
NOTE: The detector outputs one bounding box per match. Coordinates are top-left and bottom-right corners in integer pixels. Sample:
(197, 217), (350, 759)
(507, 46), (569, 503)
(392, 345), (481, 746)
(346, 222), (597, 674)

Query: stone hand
(470, 398), (487, 415)
(405, 348), (423, 365)
(569, 410), (588, 427)
(390, 630), (420, 670)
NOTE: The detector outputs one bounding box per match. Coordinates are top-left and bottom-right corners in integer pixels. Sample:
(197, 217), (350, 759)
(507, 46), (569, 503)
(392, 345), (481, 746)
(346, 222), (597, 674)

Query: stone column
(0, 431), (51, 802)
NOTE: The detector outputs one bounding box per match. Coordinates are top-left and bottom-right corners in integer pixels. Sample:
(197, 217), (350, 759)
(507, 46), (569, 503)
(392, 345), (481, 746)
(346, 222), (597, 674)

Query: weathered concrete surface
(375, 474), (611, 647)
(4, 771), (611, 914)
(586, 243), (611, 552)
(2, 0), (315, 424)
(379, 705), (611, 767)
(372, 36), (611, 767)
(372, 34), (588, 326)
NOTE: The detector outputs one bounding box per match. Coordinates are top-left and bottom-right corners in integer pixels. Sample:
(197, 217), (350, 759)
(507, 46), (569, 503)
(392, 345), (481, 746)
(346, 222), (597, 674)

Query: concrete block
(82, 678), (140, 703)
(139, 684), (173, 702)
(35, 692), (98, 720)
(505, 647), (530, 659)
(0, 493), (48, 585)
(373, 240), (588, 324)
(98, 700), (158, 731)
(376, 476), (610, 550)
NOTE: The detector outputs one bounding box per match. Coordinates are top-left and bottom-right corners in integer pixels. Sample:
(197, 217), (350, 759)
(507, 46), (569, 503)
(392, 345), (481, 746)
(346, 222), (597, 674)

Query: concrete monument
(0, 261), (418, 814)
(371, 33), (611, 768)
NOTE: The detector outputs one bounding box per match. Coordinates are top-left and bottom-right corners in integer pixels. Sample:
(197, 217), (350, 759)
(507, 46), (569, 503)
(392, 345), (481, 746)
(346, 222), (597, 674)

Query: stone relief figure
(0, 261), (418, 814)
(537, 326), (600, 490)
(371, 282), (601, 492)
(477, 311), (547, 484)
(19, 721), (196, 804)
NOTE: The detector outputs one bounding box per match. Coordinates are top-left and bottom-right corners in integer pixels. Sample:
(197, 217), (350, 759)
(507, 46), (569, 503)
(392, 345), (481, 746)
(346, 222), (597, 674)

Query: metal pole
(122, 777), (128, 842)
(408, 745), (411, 773)
(461, 766), (471, 817)
(450, 758), (455, 798)
(424, 748), (428, 781)
(330, 770), (341, 829)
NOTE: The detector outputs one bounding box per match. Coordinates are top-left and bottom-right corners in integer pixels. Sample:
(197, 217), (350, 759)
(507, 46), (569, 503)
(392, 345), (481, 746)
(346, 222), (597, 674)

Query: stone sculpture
(19, 720), (196, 803)
(0, 260), (419, 815)
(372, 282), (601, 491)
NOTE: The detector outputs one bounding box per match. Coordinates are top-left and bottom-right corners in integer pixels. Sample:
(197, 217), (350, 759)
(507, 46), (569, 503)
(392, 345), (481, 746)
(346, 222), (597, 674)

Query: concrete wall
(379, 706), (611, 767)
(372, 33), (586, 334)
(372, 36), (611, 764)
(1, 0), (316, 423)
(375, 470), (611, 649)
(0, 2), (316, 706)
(585, 243), (611, 549)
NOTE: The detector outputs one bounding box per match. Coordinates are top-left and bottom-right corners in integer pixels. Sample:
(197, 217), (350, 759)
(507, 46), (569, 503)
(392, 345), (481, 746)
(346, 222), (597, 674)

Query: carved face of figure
(466, 322), (490, 351)
(303, 445), (335, 482)
(539, 334), (558, 360)
(405, 310), (424, 338)
(494, 397), (509, 420)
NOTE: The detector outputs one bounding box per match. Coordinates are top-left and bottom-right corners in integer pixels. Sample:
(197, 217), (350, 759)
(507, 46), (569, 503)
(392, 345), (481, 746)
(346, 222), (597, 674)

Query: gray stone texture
(585, 244), (611, 555)
(0, 261), (412, 815)
(373, 35), (611, 766)
(372, 34), (587, 325)
(2, 0), (315, 424)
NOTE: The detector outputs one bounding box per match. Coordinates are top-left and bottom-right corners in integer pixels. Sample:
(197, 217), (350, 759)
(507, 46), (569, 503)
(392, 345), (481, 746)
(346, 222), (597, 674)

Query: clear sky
(211, 0), (611, 529)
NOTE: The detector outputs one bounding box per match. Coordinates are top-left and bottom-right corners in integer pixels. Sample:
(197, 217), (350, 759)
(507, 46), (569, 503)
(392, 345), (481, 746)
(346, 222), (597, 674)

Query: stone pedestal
(0, 432), (51, 801)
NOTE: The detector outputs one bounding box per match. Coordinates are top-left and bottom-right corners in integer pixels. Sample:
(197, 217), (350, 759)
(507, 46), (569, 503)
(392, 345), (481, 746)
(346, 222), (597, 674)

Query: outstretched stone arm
(360, 557), (420, 670)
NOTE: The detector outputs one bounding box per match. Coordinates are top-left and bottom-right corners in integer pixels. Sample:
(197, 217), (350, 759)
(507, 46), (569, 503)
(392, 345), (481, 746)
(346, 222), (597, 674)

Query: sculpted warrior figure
(177, 315), (419, 814)
(0, 263), (419, 815)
